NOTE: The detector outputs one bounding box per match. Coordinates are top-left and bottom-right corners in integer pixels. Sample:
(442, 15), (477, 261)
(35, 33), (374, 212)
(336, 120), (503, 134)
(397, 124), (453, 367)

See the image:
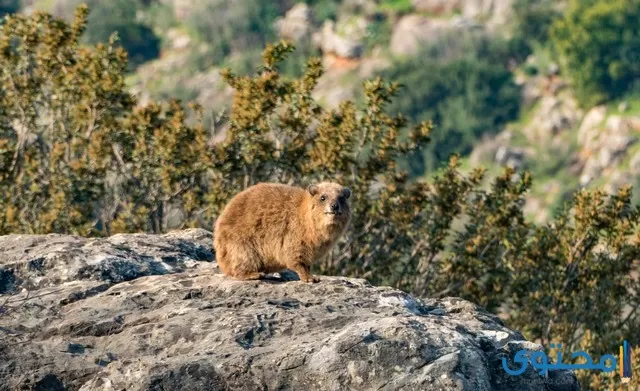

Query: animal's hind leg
(225, 243), (265, 281)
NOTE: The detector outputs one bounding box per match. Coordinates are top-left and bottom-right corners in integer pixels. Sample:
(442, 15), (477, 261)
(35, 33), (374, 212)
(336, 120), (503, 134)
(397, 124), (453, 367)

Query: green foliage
(551, 0), (640, 107)
(0, 6), (207, 234)
(1, 9), (640, 389)
(510, 0), (560, 57)
(82, 0), (160, 69)
(364, 14), (393, 53)
(378, 0), (413, 14)
(381, 35), (521, 174)
(143, 1), (178, 35)
(0, 6), (129, 235)
(305, 0), (340, 22)
(186, 0), (279, 67)
(278, 41), (322, 78)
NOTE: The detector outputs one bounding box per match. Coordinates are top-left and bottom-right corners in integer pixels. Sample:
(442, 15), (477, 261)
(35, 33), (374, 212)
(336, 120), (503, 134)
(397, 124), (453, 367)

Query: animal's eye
(320, 195), (326, 202)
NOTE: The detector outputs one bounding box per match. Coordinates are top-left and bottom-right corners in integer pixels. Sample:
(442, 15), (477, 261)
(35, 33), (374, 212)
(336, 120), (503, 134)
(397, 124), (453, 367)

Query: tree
(551, 0), (640, 106)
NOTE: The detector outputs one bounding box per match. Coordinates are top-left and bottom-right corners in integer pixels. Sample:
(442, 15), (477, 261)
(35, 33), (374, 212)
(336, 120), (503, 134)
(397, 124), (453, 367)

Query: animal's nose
(330, 202), (339, 212)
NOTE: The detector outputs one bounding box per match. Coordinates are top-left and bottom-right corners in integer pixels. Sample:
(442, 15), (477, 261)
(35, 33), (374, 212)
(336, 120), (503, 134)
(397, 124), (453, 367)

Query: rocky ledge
(0, 229), (578, 390)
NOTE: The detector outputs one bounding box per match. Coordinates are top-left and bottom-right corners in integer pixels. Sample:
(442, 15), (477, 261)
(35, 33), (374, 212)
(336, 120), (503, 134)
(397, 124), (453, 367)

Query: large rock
(131, 50), (234, 119)
(461, 0), (514, 28)
(0, 229), (214, 294)
(0, 231), (579, 390)
(390, 15), (478, 56)
(412, 0), (463, 14)
(411, 0), (513, 25)
(579, 115), (640, 186)
(313, 17), (368, 59)
(275, 3), (314, 43)
(522, 92), (582, 144)
(577, 105), (607, 144)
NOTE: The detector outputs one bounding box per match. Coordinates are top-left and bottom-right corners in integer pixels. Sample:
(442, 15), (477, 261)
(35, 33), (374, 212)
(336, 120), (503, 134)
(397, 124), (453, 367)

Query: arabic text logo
(502, 341), (633, 379)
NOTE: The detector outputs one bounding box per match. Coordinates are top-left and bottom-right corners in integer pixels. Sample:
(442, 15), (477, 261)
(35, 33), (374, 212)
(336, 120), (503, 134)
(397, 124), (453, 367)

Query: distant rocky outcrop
(390, 15), (478, 56)
(275, 3), (315, 43)
(412, 0), (514, 28)
(313, 17), (369, 59)
(578, 109), (640, 187)
(0, 230), (579, 390)
(519, 76), (583, 145)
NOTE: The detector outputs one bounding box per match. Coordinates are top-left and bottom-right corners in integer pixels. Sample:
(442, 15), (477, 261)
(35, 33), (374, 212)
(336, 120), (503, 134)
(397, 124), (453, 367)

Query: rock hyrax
(214, 182), (352, 282)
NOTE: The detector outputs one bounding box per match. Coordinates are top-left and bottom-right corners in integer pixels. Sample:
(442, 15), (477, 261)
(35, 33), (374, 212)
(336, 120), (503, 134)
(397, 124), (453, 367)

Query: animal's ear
(343, 187), (351, 199)
(307, 184), (318, 196)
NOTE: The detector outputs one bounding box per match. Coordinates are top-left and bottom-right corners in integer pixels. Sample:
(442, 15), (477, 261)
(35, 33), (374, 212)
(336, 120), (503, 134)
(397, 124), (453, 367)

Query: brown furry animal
(214, 182), (351, 282)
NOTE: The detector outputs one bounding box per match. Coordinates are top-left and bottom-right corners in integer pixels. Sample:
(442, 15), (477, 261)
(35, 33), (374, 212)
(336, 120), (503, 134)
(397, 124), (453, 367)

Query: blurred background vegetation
(2, 0), (640, 388)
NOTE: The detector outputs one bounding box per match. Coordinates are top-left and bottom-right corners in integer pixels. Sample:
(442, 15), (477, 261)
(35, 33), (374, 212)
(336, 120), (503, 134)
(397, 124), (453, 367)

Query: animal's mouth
(325, 212), (342, 216)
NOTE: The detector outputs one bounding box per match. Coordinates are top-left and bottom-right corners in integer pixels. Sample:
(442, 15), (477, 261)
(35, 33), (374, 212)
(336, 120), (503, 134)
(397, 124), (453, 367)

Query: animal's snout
(330, 202), (339, 212)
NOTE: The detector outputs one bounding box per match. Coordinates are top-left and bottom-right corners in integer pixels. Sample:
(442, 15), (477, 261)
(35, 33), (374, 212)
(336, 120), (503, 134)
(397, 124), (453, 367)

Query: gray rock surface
(522, 91), (582, 143)
(579, 114), (640, 186)
(275, 3), (314, 43)
(0, 230), (579, 390)
(390, 15), (477, 56)
(462, 0), (514, 28)
(412, 0), (463, 14)
(313, 18), (368, 59)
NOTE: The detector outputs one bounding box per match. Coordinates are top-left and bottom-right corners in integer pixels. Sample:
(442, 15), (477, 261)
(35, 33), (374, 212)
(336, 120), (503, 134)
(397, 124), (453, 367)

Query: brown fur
(214, 182), (351, 282)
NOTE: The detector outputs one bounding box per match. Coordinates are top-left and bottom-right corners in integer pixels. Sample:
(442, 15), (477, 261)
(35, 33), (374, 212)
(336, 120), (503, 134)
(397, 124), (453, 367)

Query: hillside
(2, 1), (640, 389)
(470, 66), (640, 223)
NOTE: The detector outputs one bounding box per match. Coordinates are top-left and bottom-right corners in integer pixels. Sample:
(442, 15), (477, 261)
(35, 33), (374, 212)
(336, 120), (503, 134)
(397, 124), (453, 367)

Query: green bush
(380, 35), (521, 174)
(0, 6), (206, 234)
(82, 0), (160, 69)
(364, 14), (393, 53)
(142, 1), (179, 40)
(378, 0), (413, 14)
(2, 8), (640, 389)
(305, 0), (340, 22)
(551, 0), (640, 107)
(509, 0), (560, 57)
(186, 0), (279, 67)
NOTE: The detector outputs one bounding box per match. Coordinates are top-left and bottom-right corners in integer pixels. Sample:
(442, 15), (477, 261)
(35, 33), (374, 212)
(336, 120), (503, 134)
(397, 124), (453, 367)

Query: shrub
(509, 0), (560, 57)
(1, 8), (640, 389)
(551, 0), (640, 107)
(305, 0), (340, 22)
(0, 6), (207, 234)
(364, 14), (393, 53)
(378, 0), (413, 14)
